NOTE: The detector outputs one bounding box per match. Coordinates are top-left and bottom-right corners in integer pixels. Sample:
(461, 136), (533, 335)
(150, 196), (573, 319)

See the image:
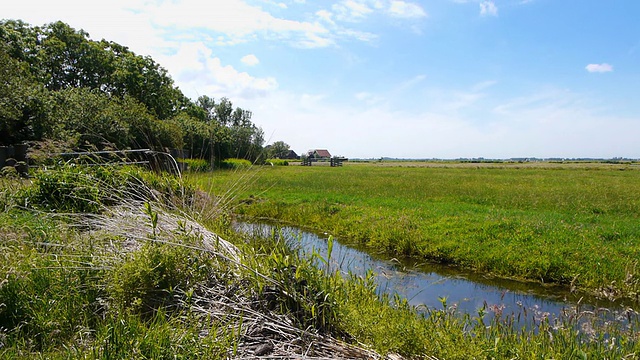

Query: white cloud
(332, 0), (374, 22)
(158, 42), (277, 100)
(355, 91), (386, 106)
(337, 28), (378, 42)
(316, 10), (336, 25)
(388, 1), (427, 18)
(397, 74), (427, 91)
(5, 0), (335, 50)
(480, 1), (498, 16)
(3, 0), (164, 56)
(135, 0), (332, 48)
(241, 54), (260, 66)
(585, 63), (613, 73)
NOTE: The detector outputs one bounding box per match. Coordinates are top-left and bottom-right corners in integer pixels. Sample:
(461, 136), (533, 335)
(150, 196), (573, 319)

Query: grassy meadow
(2, 162), (640, 359)
(189, 161), (640, 301)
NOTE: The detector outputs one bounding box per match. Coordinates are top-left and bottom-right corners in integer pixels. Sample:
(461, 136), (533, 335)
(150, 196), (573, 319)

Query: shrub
(21, 165), (108, 213)
(220, 158), (252, 169)
(18, 164), (194, 213)
(180, 158), (211, 172)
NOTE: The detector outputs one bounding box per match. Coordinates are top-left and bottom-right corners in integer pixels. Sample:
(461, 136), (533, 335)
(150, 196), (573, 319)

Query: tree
(213, 97), (234, 126)
(169, 112), (211, 158)
(0, 20), (268, 159)
(267, 141), (291, 159)
(0, 48), (51, 145)
(195, 95), (216, 122)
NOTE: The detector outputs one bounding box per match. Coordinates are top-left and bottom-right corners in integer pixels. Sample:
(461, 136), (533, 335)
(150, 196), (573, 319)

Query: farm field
(189, 161), (640, 300)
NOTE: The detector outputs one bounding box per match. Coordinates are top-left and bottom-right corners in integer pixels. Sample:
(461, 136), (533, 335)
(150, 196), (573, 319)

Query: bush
(220, 158), (252, 169)
(18, 164), (194, 213)
(20, 165), (109, 213)
(180, 158), (211, 172)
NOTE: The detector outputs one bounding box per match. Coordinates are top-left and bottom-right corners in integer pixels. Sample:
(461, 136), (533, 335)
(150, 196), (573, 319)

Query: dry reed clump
(76, 195), (392, 359)
(5, 165), (401, 358)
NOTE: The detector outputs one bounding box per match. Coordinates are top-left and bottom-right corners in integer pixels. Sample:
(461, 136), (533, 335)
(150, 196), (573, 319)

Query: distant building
(307, 149), (331, 159)
(285, 150), (298, 159)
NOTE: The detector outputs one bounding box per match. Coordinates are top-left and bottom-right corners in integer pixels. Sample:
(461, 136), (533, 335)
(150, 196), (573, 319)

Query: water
(235, 221), (638, 327)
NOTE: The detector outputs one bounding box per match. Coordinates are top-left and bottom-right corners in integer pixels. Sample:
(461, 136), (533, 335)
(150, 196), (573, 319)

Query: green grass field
(189, 161), (640, 300)
(2, 164), (640, 358)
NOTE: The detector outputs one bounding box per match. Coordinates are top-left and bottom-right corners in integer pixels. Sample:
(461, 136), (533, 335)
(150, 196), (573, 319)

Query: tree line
(0, 19), (286, 165)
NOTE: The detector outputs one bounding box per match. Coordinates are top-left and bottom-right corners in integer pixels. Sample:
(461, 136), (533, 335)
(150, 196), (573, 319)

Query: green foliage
(90, 312), (233, 360)
(18, 164), (192, 213)
(169, 112), (211, 159)
(0, 215), (104, 352)
(180, 158), (211, 172)
(21, 166), (109, 213)
(0, 48), (52, 145)
(106, 242), (211, 315)
(221, 158), (252, 169)
(240, 231), (343, 334)
(265, 140), (291, 159)
(0, 19), (265, 162)
(0, 211), (232, 357)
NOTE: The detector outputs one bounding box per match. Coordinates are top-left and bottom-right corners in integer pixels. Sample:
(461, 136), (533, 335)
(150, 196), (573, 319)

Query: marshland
(3, 160), (640, 359)
(2, 19), (640, 359)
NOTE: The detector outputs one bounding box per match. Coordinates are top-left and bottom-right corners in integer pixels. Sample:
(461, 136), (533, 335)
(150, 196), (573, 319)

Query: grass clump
(221, 158), (252, 169)
(106, 241), (213, 315)
(17, 164), (192, 213)
(180, 158), (211, 172)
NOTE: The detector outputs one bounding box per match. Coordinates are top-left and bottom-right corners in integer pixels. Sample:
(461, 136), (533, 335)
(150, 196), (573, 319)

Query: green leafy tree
(0, 19), (267, 159)
(38, 21), (113, 91)
(0, 48), (51, 145)
(169, 113), (211, 158)
(267, 141), (291, 159)
(111, 52), (183, 120)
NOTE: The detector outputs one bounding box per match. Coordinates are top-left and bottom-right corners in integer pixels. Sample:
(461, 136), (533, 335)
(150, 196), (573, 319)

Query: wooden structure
(302, 156), (348, 167)
(330, 157), (347, 167)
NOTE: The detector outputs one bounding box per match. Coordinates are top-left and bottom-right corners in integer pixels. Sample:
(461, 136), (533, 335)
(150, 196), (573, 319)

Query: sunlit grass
(3, 163), (640, 358)
(189, 162), (640, 299)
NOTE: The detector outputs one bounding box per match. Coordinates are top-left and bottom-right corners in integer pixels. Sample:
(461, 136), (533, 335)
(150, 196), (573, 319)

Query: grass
(2, 163), (640, 358)
(188, 161), (640, 300)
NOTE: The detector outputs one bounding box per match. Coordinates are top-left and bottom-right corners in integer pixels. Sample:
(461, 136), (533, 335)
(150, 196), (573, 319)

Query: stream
(235, 221), (638, 328)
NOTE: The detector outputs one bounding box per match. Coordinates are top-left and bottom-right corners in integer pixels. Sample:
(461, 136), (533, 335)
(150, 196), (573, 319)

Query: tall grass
(0, 165), (383, 358)
(3, 163), (640, 358)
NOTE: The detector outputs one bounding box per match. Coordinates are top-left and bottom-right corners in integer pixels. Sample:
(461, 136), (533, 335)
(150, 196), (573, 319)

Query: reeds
(0, 164), (390, 358)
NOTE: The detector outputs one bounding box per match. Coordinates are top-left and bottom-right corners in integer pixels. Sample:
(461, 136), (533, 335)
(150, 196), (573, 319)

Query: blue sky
(6, 0), (640, 158)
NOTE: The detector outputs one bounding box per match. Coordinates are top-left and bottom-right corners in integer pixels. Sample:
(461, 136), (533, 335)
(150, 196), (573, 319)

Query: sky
(5, 0), (640, 159)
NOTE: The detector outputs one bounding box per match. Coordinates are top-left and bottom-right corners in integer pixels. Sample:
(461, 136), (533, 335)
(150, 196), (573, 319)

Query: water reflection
(235, 222), (637, 327)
